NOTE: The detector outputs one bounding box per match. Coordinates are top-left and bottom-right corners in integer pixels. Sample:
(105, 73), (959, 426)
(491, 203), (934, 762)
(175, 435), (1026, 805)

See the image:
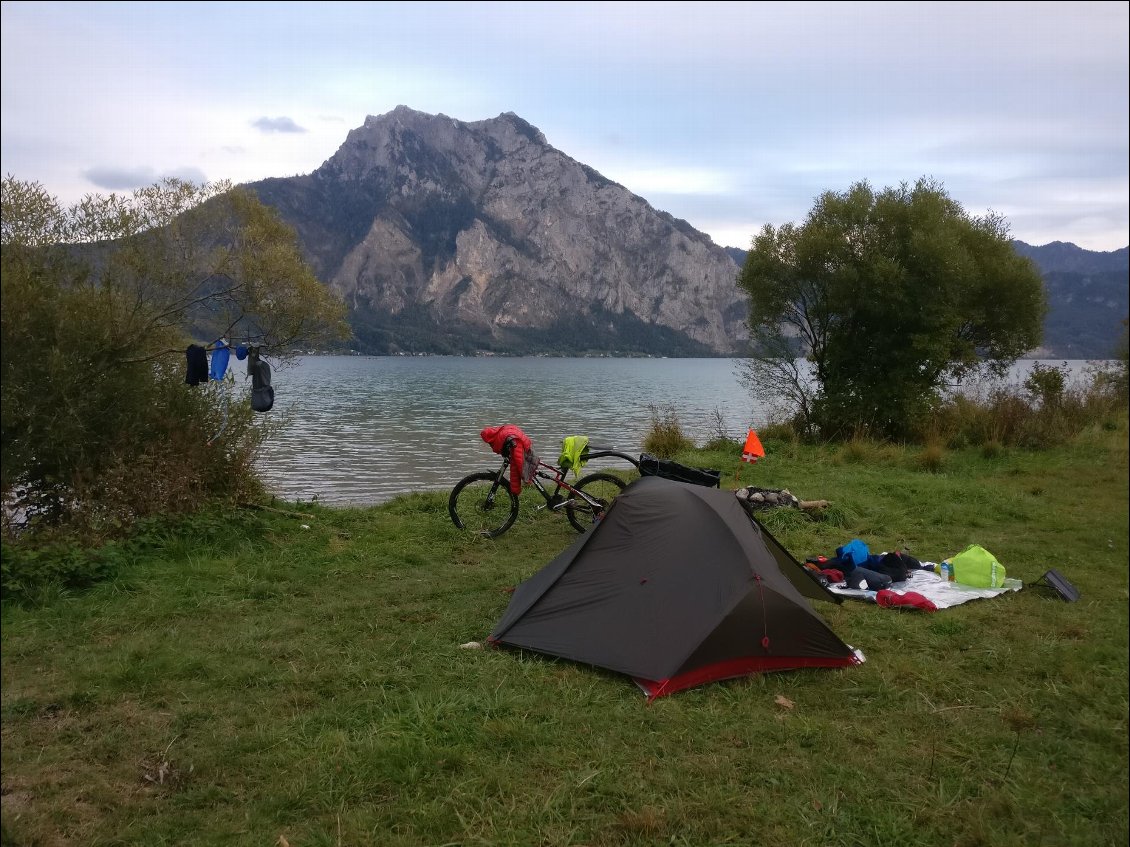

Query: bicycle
(448, 447), (639, 538)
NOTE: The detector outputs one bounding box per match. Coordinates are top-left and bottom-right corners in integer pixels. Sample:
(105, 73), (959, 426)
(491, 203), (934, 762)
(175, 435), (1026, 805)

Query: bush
(1024, 362), (1067, 409)
(701, 408), (740, 452)
(918, 364), (1127, 451)
(758, 420), (801, 444)
(3, 359), (268, 544)
(641, 404), (695, 458)
(0, 507), (276, 604)
(1, 176), (345, 544)
(981, 440), (1005, 460)
(1, 540), (122, 604)
(916, 441), (947, 473)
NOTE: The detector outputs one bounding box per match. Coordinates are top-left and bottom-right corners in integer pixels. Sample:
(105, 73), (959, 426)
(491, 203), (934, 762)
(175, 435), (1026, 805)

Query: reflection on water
(250, 355), (1106, 506)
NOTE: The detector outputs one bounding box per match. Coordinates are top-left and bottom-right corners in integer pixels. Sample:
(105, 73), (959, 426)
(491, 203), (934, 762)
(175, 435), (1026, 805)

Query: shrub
(701, 408), (740, 452)
(836, 431), (897, 465)
(1, 540), (121, 604)
(1024, 362), (1067, 409)
(917, 365), (1126, 451)
(3, 361), (269, 544)
(981, 440), (1005, 460)
(641, 405), (695, 458)
(1, 176), (346, 544)
(838, 436), (873, 465)
(759, 420), (801, 444)
(916, 441), (947, 473)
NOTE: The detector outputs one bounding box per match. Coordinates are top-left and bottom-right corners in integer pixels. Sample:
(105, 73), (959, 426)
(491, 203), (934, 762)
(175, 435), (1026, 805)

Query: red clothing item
(480, 424), (533, 495)
(876, 589), (938, 612)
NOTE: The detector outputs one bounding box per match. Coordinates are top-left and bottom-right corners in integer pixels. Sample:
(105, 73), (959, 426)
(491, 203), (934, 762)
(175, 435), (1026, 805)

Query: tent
(489, 475), (862, 698)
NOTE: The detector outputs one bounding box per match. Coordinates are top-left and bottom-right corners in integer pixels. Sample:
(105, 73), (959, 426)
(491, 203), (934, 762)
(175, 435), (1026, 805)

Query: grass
(2, 417), (1128, 846)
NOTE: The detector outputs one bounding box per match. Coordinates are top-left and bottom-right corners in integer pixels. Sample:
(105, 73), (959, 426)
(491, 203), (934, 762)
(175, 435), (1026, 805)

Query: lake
(251, 355), (1107, 506)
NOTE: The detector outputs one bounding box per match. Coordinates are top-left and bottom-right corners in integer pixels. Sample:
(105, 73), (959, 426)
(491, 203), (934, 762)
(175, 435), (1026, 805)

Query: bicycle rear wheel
(449, 472), (520, 538)
(565, 472), (626, 532)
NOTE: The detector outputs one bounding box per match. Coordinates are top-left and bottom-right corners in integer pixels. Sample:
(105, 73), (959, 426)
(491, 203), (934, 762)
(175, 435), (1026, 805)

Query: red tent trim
(635, 654), (862, 699)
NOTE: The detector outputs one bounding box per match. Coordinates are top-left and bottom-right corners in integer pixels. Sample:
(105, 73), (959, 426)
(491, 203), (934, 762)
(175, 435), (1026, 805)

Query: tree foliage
(1, 176), (350, 538)
(737, 178), (1047, 440)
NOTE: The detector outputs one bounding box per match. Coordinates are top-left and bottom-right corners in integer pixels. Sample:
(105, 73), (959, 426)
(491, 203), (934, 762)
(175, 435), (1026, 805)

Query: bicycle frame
(531, 462), (595, 512)
(489, 456), (600, 513)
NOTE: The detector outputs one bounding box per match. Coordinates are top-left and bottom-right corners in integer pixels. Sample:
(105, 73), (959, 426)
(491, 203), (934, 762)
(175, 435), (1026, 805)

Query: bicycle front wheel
(449, 472), (520, 538)
(566, 472), (627, 533)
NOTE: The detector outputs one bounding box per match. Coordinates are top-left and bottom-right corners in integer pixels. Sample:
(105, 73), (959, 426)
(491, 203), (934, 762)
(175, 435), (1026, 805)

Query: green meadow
(2, 418), (1128, 846)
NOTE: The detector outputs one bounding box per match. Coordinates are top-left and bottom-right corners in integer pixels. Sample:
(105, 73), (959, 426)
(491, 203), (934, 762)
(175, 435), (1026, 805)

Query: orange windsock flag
(741, 429), (765, 463)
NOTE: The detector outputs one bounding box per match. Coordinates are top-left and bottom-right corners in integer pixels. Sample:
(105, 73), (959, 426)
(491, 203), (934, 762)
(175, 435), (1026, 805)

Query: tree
(1, 177), (350, 537)
(736, 178), (1047, 440)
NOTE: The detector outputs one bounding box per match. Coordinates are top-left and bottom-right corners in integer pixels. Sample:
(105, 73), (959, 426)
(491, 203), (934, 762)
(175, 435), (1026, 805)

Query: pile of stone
(735, 486), (829, 512)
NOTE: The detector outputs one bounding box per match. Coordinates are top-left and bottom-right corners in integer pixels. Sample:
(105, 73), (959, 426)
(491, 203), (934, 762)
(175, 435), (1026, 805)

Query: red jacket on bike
(480, 424), (532, 495)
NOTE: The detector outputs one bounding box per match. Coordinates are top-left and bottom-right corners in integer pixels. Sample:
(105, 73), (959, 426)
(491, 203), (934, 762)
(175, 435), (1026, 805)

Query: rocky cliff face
(250, 106), (748, 355)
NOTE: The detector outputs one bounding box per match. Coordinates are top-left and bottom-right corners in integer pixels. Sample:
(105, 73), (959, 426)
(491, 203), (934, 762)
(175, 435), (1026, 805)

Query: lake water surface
(252, 356), (1105, 506)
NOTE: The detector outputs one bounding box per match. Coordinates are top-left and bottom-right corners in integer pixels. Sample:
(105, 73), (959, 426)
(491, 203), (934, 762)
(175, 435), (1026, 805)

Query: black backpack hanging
(247, 347), (275, 413)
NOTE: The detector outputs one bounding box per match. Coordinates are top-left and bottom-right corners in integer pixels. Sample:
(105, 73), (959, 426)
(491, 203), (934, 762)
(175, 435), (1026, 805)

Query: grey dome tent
(489, 475), (861, 698)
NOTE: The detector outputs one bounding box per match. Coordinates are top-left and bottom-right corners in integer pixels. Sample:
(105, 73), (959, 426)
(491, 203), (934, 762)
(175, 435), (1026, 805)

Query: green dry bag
(949, 544), (1007, 588)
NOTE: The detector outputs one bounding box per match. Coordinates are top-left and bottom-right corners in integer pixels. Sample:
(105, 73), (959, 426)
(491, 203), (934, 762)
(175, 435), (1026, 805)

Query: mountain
(247, 106), (1127, 359)
(1007, 241), (1128, 358)
(1010, 240), (1128, 275)
(249, 106), (747, 356)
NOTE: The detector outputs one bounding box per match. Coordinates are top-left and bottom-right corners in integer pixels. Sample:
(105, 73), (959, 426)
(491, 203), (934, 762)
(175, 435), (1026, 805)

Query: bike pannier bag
(638, 453), (722, 488)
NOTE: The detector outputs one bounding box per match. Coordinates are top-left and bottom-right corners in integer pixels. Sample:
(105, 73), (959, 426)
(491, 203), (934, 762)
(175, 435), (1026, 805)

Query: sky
(2, 1), (1127, 252)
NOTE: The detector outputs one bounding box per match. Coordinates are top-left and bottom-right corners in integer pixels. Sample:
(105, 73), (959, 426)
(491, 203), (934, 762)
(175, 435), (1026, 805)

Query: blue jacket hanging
(209, 340), (231, 381)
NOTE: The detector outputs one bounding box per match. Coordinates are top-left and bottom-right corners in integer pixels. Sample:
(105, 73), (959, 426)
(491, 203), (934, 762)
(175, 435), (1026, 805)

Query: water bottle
(939, 560), (954, 581)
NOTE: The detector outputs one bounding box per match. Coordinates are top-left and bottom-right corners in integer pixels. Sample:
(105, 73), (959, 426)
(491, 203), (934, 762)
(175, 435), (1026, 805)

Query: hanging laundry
(209, 339), (231, 381)
(480, 424), (533, 495)
(247, 347), (274, 412)
(185, 344), (208, 386)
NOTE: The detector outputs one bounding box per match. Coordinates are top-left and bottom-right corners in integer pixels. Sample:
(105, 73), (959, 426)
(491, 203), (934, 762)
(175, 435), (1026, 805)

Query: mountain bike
(448, 448), (639, 538)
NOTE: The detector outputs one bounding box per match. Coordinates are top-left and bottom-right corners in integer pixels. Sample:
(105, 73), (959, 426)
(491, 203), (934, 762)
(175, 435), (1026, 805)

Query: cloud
(3, 2), (1125, 250)
(82, 166), (157, 191)
(163, 166), (210, 185)
(252, 116), (307, 134)
(81, 165), (209, 193)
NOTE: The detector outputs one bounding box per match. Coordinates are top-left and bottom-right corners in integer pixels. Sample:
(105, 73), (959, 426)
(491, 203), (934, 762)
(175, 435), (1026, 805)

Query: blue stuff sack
(836, 539), (871, 569)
